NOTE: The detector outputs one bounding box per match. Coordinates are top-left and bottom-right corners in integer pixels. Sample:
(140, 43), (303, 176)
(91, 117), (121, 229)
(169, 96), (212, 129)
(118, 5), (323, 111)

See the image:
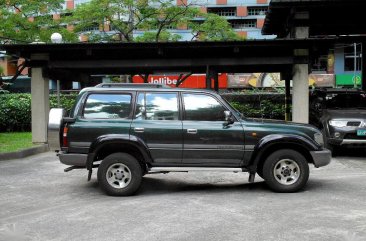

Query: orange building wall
(176, 0), (187, 5)
(237, 31), (247, 38)
(257, 19), (265, 28)
(216, 0), (227, 5)
(236, 6), (248, 17)
(257, 0), (268, 4)
(66, 0), (74, 10)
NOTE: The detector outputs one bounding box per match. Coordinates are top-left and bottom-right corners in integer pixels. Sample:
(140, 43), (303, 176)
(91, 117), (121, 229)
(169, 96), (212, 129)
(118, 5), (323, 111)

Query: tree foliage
(69, 0), (241, 42)
(0, 0), (76, 43)
(0, 0), (242, 43)
(190, 13), (242, 41)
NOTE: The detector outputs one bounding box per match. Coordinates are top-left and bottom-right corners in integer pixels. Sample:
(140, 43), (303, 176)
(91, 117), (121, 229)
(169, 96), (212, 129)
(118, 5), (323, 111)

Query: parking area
(1, 151), (366, 241)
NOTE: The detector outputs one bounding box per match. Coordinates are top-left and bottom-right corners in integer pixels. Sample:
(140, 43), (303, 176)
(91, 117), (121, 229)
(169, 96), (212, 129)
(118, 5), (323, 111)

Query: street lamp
(50, 32), (62, 107)
(51, 33), (63, 43)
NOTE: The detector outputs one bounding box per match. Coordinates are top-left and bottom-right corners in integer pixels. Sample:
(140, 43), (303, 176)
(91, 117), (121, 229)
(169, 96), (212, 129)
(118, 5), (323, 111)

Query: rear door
(130, 91), (183, 164)
(182, 92), (245, 166)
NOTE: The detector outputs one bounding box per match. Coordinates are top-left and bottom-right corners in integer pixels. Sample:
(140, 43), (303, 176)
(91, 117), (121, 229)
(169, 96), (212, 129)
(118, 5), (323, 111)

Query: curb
(0, 144), (49, 161)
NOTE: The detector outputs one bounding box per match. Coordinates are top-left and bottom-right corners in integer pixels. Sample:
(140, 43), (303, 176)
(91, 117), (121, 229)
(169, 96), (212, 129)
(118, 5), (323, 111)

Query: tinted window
(183, 94), (226, 121)
(83, 94), (132, 119)
(325, 93), (366, 109)
(134, 93), (179, 120)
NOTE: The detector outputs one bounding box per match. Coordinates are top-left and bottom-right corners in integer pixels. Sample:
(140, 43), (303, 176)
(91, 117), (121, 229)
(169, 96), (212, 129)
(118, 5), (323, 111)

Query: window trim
(133, 91), (181, 121)
(81, 92), (134, 120)
(181, 92), (231, 122)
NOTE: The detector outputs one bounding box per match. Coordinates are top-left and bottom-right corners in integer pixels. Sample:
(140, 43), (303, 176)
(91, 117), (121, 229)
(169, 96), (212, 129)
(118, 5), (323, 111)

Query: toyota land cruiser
(48, 83), (331, 196)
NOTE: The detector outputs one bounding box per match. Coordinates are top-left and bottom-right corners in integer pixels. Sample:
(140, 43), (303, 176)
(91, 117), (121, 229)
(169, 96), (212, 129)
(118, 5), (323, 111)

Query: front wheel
(97, 153), (142, 196)
(262, 149), (309, 193)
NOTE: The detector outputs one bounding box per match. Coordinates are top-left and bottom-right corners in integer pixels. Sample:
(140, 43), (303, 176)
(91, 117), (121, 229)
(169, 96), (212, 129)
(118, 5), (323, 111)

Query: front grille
(347, 121), (361, 127)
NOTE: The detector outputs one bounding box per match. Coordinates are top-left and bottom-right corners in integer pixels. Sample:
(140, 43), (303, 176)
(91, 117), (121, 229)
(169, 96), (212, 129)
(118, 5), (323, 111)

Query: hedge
(221, 93), (290, 120)
(0, 93), (77, 132)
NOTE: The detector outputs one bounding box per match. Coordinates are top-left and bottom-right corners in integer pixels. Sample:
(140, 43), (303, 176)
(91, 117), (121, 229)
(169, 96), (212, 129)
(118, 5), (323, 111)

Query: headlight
(314, 133), (324, 146)
(329, 120), (348, 128)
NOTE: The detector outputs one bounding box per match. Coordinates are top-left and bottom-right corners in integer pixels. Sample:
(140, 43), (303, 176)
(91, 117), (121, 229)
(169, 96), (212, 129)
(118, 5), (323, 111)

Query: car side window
(83, 93), (132, 119)
(183, 93), (226, 121)
(134, 92), (179, 120)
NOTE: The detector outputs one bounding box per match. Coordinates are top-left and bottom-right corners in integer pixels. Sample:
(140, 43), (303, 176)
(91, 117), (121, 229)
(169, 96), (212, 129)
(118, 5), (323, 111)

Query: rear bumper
(58, 152), (87, 167)
(310, 149), (332, 168)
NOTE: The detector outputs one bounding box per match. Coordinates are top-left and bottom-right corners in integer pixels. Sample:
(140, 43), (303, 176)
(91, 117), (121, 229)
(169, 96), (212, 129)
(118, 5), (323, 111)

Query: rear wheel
(263, 149), (309, 193)
(97, 153), (142, 196)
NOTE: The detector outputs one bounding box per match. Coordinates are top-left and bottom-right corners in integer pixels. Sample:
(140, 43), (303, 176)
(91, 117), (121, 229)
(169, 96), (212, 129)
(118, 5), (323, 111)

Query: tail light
(62, 126), (69, 147)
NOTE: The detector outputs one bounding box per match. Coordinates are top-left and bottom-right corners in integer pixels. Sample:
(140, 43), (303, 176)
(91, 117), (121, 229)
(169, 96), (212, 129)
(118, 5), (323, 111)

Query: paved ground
(1, 151), (366, 241)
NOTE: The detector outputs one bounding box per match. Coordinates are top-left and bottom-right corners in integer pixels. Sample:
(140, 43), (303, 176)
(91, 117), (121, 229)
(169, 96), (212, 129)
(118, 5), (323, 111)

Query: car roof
(79, 84), (217, 95)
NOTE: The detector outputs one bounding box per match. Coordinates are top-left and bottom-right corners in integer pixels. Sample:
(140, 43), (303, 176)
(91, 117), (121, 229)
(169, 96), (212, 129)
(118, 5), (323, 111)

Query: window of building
(312, 55), (328, 72)
(247, 7), (267, 16)
(83, 93), (132, 119)
(183, 94), (226, 121)
(80, 22), (100, 32)
(344, 44), (362, 71)
(135, 92), (179, 120)
(230, 20), (257, 29)
(207, 7), (236, 17)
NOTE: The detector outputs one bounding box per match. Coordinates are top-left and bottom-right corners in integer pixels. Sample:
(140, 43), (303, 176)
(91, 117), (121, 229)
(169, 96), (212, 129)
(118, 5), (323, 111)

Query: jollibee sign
(132, 74), (228, 89)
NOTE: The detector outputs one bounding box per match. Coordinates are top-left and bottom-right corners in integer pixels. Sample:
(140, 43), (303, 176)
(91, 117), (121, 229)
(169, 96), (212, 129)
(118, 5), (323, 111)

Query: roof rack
(95, 83), (170, 88)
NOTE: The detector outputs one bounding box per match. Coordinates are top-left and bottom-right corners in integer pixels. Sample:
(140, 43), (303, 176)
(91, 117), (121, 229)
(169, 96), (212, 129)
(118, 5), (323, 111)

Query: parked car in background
(310, 88), (366, 155)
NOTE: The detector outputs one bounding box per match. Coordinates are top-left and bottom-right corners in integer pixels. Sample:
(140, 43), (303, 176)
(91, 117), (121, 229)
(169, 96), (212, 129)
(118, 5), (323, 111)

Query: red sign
(132, 74), (228, 89)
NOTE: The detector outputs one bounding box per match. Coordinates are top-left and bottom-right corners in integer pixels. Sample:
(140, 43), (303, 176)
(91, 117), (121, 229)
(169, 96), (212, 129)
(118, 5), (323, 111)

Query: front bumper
(58, 152), (87, 167)
(310, 149), (332, 168)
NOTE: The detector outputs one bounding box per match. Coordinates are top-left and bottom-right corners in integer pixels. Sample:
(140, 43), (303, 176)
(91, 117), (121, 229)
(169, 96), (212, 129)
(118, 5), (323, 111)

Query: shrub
(229, 100), (288, 120)
(0, 93), (77, 132)
(222, 93), (291, 120)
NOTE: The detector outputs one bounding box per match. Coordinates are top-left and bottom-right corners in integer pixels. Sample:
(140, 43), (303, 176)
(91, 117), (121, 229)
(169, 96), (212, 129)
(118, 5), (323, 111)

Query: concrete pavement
(0, 152), (366, 241)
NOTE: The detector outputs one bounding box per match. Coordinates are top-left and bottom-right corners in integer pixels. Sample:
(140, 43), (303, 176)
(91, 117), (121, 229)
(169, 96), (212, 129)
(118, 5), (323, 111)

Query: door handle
(134, 127), (144, 133)
(187, 129), (197, 134)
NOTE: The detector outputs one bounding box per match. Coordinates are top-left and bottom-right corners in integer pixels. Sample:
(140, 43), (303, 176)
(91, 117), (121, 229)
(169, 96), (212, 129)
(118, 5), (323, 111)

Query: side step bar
(149, 167), (245, 173)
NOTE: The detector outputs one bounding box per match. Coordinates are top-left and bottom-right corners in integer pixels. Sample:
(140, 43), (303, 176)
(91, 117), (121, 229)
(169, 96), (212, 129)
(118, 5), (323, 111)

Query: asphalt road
(1, 151), (366, 241)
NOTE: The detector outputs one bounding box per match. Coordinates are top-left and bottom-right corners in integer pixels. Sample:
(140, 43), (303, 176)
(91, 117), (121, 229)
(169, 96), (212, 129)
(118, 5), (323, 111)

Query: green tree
(0, 0), (76, 43)
(190, 13), (243, 41)
(69, 0), (241, 42)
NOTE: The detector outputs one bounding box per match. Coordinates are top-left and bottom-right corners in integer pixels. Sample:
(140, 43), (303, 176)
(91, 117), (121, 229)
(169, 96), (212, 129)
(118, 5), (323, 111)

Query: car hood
(244, 118), (320, 135)
(324, 109), (366, 119)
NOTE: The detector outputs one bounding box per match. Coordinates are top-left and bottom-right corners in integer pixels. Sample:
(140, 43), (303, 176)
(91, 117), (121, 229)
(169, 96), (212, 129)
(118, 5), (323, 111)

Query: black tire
(97, 153), (142, 196)
(262, 149), (309, 193)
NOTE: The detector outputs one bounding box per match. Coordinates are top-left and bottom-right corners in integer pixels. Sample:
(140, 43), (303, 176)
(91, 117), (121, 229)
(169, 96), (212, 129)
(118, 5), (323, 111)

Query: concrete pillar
(292, 64), (309, 123)
(292, 26), (309, 123)
(31, 68), (49, 143)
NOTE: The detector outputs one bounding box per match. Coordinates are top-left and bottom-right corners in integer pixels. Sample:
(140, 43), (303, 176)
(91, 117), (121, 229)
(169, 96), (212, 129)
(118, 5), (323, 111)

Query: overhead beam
(47, 57), (294, 69)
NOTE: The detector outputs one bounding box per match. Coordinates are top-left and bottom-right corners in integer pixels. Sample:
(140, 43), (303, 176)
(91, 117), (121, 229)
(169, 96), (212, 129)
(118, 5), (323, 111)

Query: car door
(130, 91), (183, 164)
(182, 92), (245, 167)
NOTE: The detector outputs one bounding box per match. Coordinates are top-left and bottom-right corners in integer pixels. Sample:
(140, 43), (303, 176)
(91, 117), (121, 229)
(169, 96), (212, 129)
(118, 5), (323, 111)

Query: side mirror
(224, 111), (234, 126)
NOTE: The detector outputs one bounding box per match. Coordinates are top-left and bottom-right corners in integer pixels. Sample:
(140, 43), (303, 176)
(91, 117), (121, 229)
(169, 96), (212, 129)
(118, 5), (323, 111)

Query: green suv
(48, 83), (331, 196)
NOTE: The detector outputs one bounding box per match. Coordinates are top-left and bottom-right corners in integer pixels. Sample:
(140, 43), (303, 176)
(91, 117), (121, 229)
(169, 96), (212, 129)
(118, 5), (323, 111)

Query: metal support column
(282, 72), (291, 121)
(362, 42), (366, 91)
(206, 66), (212, 89)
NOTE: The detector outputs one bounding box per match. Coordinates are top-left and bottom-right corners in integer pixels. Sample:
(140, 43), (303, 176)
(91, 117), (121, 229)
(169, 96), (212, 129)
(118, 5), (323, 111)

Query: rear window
(83, 93), (132, 119)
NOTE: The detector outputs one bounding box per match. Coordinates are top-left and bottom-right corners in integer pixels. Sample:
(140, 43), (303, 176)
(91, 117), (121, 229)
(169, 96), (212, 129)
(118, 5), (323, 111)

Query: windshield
(325, 92), (366, 109)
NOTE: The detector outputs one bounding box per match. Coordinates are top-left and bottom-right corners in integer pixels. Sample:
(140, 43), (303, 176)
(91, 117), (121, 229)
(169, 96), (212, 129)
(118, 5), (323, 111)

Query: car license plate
(357, 129), (366, 136)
